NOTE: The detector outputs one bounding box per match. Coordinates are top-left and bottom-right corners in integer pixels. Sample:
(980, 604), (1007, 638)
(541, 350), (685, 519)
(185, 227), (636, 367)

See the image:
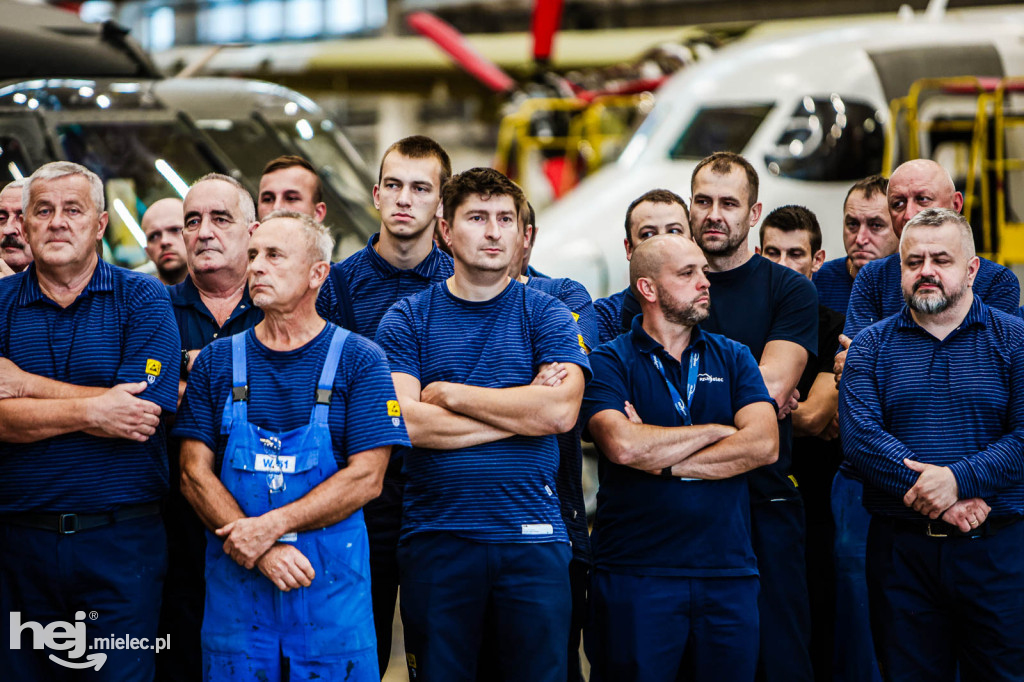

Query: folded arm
(393, 372), (515, 449)
(793, 372), (839, 438)
(666, 401), (779, 479)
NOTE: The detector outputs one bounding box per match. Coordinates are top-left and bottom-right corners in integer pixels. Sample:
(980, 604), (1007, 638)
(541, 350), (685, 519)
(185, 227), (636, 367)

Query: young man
(759, 205), (846, 681)
(593, 189), (690, 344)
(257, 155), (327, 222)
(376, 167), (590, 681)
(176, 212), (407, 680)
(584, 234), (777, 681)
(841, 208), (1024, 681)
(316, 135), (454, 675)
(689, 152), (818, 682)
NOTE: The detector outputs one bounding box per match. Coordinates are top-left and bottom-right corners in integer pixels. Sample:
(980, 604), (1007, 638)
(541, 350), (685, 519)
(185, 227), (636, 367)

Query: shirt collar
(896, 294), (988, 333)
(18, 258), (113, 307)
(364, 232), (450, 280)
(171, 274), (254, 311)
(629, 313), (706, 359)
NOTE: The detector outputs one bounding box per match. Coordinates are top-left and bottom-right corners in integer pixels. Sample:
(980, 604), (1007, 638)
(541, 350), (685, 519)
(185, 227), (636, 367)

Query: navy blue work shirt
(844, 253), (1019, 339)
(582, 315), (772, 576)
(169, 275), (262, 355)
(0, 261), (180, 513)
(593, 287), (641, 346)
(840, 296), (1024, 520)
(812, 257), (855, 315)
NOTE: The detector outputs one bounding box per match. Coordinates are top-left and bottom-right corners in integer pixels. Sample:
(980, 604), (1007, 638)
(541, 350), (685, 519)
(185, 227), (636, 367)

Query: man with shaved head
(836, 159), (1019, 380)
(840, 208), (1024, 681)
(582, 233), (778, 681)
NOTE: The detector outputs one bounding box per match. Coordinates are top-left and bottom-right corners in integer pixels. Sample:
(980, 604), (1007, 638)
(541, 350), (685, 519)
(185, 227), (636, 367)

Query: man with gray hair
(0, 161), (180, 680)
(0, 179), (30, 276)
(840, 207), (1024, 681)
(175, 210), (407, 680)
(159, 173), (264, 681)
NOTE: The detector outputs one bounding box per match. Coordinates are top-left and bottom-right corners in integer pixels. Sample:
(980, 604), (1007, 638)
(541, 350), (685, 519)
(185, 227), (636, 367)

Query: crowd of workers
(0, 132), (1022, 682)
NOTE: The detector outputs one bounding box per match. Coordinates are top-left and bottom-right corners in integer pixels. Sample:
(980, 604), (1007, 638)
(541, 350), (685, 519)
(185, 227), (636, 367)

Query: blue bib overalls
(201, 326), (378, 681)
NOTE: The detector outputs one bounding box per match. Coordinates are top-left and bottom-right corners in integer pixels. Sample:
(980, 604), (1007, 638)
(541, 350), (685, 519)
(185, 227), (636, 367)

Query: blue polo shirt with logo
(375, 278), (591, 544)
(0, 260), (180, 513)
(581, 315), (772, 576)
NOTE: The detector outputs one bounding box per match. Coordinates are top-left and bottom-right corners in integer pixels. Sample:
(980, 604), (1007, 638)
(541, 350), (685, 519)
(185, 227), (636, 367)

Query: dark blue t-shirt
(812, 257), (854, 315)
(582, 316), (772, 576)
(174, 325), (409, 471)
(526, 274), (597, 563)
(375, 279), (591, 544)
(0, 260), (180, 513)
(317, 233), (454, 339)
(703, 254), (819, 503)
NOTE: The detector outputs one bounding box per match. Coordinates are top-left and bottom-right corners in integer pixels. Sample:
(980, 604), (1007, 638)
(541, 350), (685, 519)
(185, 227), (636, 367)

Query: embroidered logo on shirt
(145, 359), (161, 384)
(387, 399), (402, 426)
(698, 373), (724, 383)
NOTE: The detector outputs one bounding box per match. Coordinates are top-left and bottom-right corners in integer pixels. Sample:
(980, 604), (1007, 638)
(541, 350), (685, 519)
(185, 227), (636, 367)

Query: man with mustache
(142, 197), (188, 286)
(0, 180), (30, 277)
(840, 208), (1024, 681)
(583, 234), (777, 682)
(688, 151), (819, 682)
(158, 173), (263, 681)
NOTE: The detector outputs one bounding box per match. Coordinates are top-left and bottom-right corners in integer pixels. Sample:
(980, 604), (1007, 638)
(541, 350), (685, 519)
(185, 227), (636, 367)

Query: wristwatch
(180, 349), (190, 377)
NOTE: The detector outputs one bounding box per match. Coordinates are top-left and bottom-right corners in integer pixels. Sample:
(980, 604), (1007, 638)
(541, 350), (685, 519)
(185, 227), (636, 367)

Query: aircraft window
(765, 96), (885, 181)
(669, 104), (773, 160)
(55, 121), (222, 267)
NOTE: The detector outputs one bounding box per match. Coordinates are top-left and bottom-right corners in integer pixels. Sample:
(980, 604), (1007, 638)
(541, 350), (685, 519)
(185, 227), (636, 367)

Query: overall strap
(311, 325), (351, 426)
(221, 332), (249, 433)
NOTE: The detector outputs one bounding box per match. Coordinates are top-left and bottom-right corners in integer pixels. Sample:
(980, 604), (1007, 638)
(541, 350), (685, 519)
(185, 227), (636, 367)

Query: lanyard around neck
(650, 348), (700, 426)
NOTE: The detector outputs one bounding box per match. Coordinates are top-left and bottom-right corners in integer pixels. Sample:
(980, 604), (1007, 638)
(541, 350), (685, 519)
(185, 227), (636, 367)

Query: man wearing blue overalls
(175, 211), (409, 681)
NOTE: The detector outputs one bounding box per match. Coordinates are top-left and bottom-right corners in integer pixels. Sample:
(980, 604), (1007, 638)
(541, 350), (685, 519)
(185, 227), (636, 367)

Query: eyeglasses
(260, 436), (286, 494)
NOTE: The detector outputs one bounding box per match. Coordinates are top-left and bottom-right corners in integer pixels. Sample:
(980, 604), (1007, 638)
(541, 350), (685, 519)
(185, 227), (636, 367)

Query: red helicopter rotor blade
(532, 0), (565, 64)
(407, 11), (517, 94)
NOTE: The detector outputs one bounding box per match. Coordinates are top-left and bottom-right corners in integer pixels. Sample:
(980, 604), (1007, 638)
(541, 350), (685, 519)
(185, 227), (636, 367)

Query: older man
(159, 174), (264, 682)
(841, 208), (1024, 681)
(583, 234), (777, 682)
(176, 211), (408, 681)
(143, 197), (188, 285)
(0, 161), (180, 680)
(0, 179), (30, 277)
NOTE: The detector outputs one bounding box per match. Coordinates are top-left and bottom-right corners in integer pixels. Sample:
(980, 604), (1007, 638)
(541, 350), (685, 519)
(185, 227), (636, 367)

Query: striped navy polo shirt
(0, 260), (180, 513)
(840, 296), (1024, 520)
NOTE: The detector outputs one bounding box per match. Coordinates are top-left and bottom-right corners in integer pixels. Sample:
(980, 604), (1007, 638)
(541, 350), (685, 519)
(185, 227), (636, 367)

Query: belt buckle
(925, 522), (948, 538)
(59, 513), (79, 535)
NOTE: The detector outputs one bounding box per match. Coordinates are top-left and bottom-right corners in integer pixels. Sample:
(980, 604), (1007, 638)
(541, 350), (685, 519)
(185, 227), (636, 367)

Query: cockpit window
(669, 104), (774, 160)
(765, 95), (885, 181)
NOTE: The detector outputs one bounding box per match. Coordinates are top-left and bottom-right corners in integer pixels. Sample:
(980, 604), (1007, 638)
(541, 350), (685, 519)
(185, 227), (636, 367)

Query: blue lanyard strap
(650, 349), (700, 426)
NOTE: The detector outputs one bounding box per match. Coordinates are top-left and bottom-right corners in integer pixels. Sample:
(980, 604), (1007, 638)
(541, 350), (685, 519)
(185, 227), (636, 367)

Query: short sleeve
(768, 270), (818, 357)
(531, 295), (592, 380)
(375, 300), (421, 380)
(173, 345), (221, 452)
(581, 344), (629, 435)
(729, 343), (773, 413)
(116, 278), (181, 413)
(559, 279), (599, 352)
(340, 338), (411, 456)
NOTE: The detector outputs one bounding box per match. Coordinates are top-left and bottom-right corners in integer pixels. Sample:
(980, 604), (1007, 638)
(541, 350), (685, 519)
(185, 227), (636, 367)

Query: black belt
(2, 502), (161, 535)
(884, 514), (1023, 539)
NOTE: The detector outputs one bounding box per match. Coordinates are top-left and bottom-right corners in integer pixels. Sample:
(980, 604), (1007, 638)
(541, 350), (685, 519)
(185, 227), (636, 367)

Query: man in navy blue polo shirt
(159, 173), (264, 681)
(593, 189), (690, 344)
(689, 151), (818, 682)
(835, 159), (1019, 382)
(176, 211), (407, 681)
(840, 208), (1024, 681)
(376, 167), (590, 682)
(317, 135), (454, 675)
(583, 234), (777, 681)
(0, 161), (180, 680)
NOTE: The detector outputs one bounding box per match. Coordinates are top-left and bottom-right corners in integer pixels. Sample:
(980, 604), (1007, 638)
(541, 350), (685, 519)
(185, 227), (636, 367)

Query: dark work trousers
(365, 473), (404, 677)
(398, 533), (571, 682)
(1, 515), (167, 682)
(751, 498), (814, 682)
(867, 516), (1024, 682)
(476, 557), (589, 682)
(585, 570), (759, 682)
